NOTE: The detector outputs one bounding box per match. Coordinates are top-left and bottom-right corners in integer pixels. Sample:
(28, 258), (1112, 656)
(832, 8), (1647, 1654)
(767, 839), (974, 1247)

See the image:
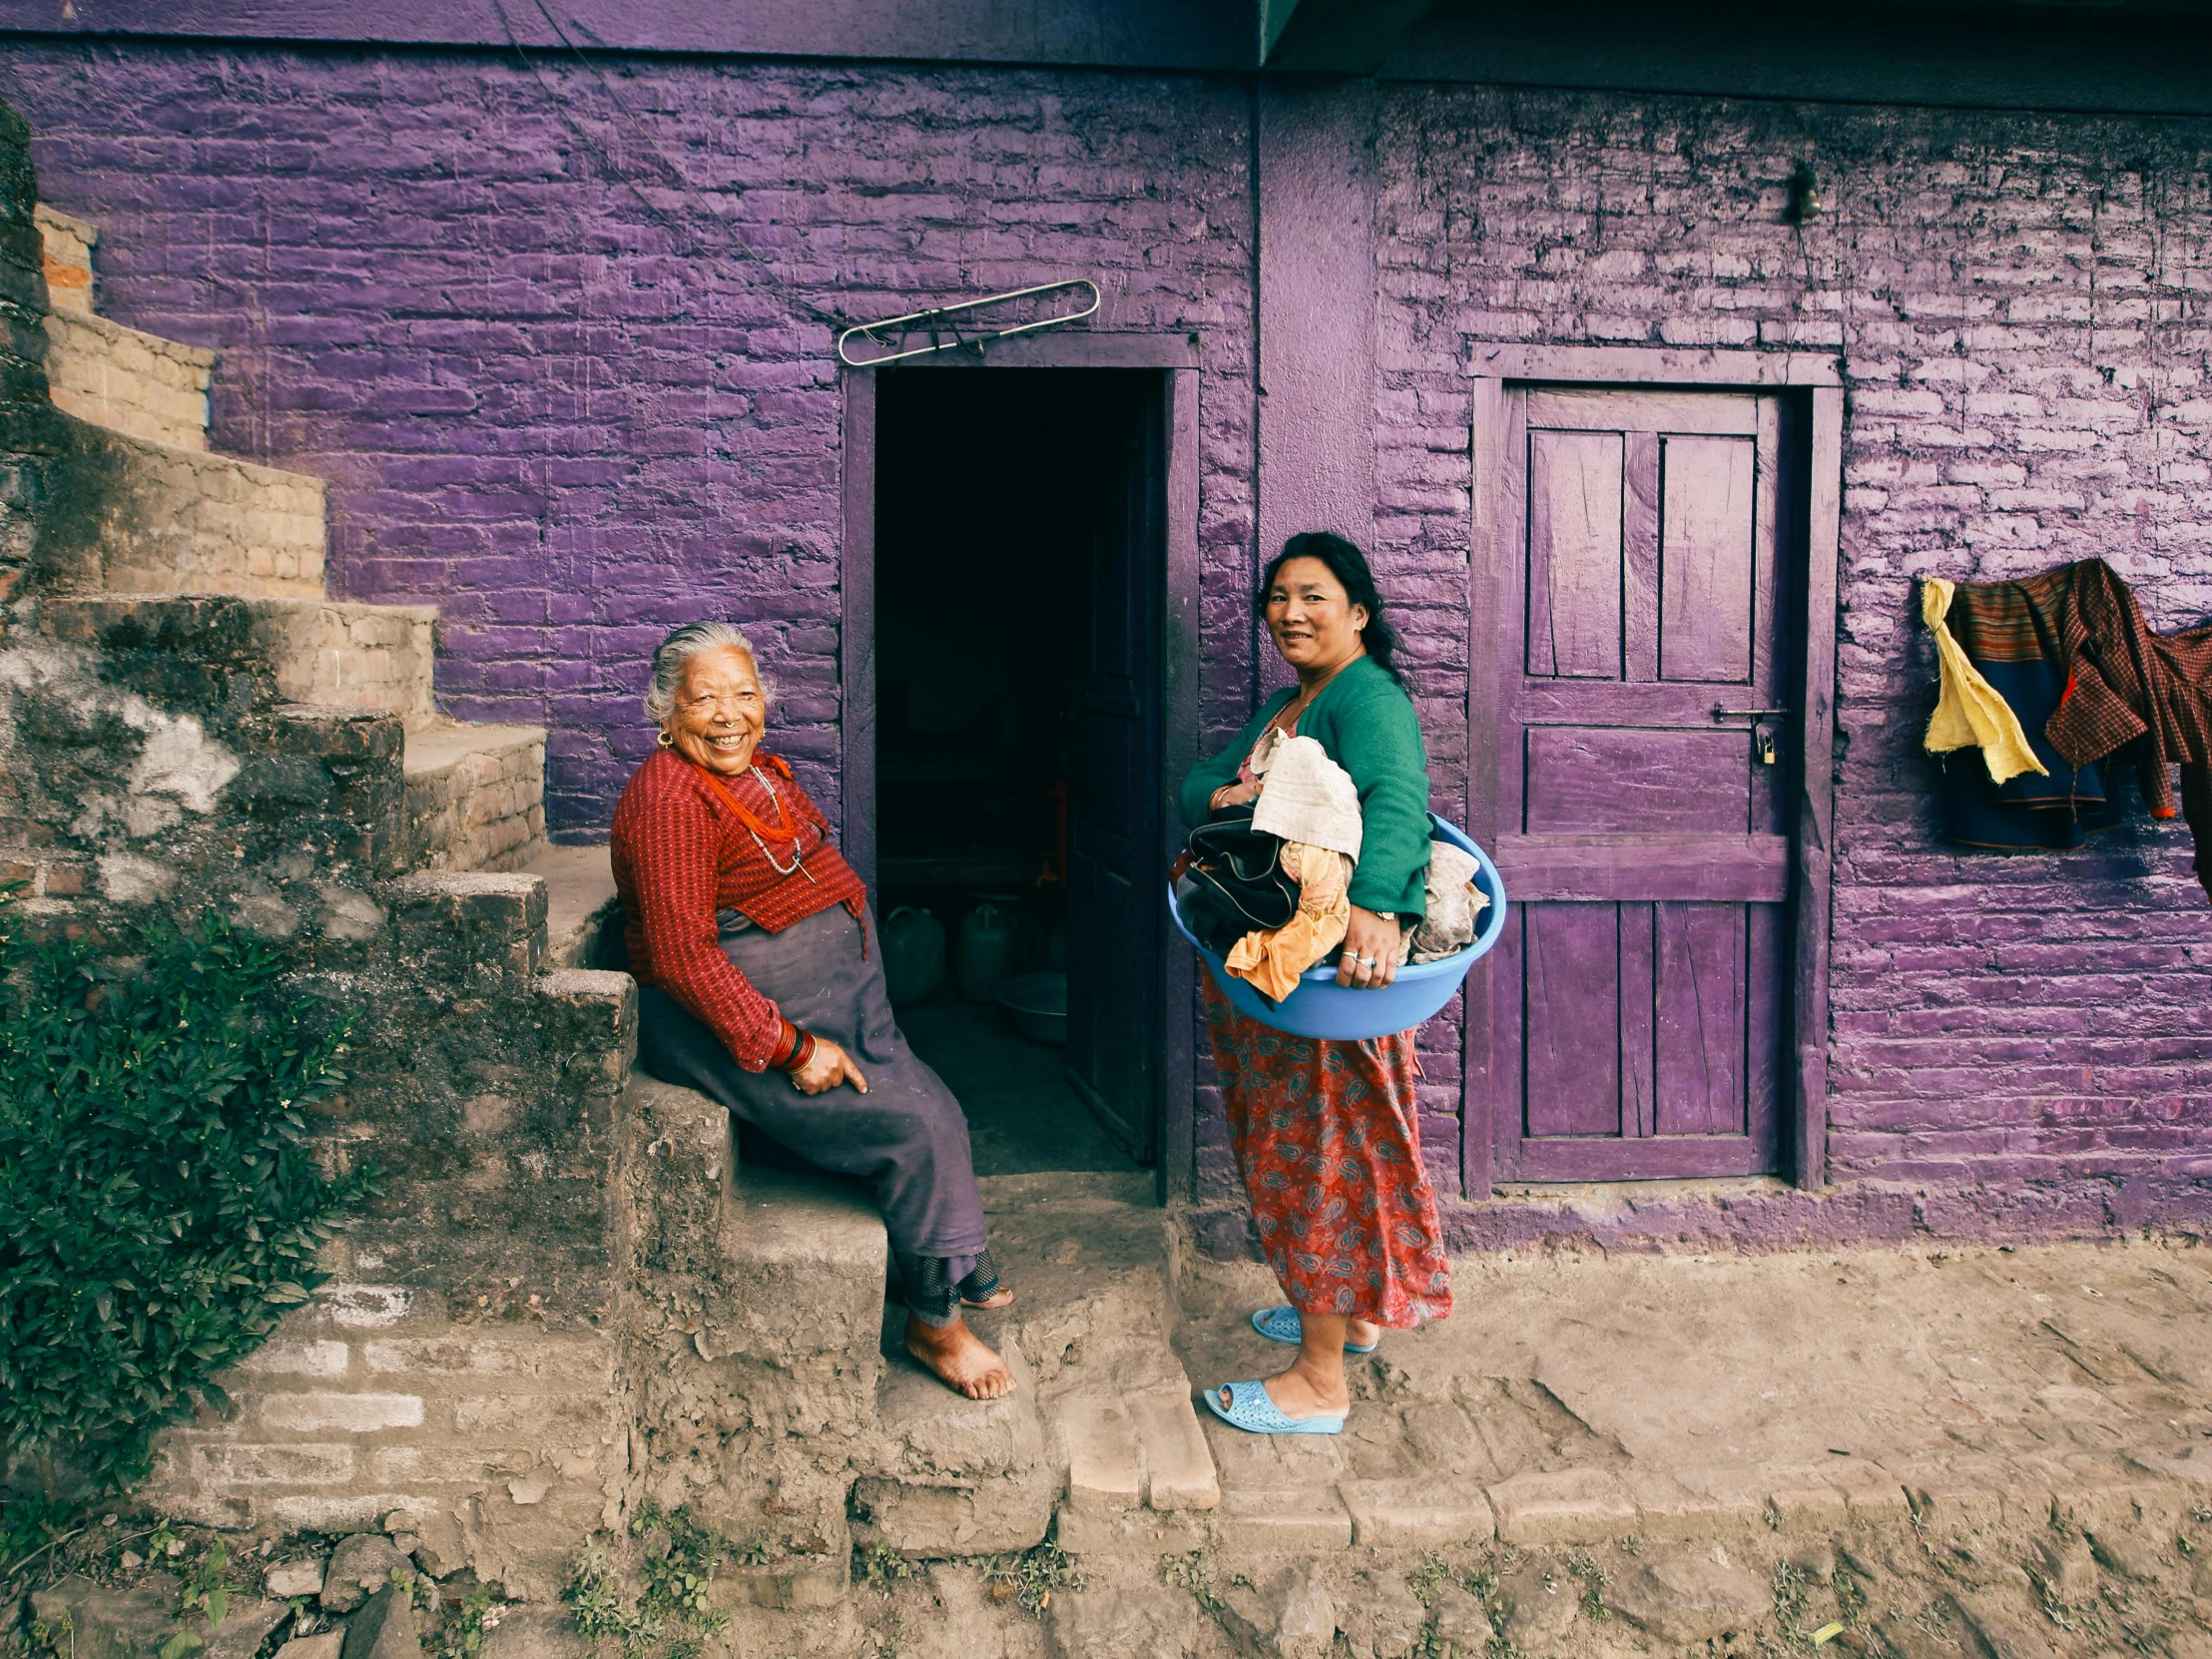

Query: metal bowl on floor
(994, 971), (1068, 1046)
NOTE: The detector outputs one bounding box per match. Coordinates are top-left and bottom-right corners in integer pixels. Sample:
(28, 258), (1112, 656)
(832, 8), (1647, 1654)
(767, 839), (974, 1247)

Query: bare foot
(905, 1313), (1014, 1400)
(963, 1285), (1014, 1312)
(1348, 1317), (1381, 1349)
(1217, 1364), (1350, 1422)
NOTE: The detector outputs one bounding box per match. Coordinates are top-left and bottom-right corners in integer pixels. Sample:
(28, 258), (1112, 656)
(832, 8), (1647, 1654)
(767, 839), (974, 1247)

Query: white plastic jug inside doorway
(957, 901), (1016, 1002)
(881, 905), (946, 1006)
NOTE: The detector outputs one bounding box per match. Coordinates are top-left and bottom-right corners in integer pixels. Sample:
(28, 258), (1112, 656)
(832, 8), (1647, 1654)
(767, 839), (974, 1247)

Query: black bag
(1179, 806), (1299, 952)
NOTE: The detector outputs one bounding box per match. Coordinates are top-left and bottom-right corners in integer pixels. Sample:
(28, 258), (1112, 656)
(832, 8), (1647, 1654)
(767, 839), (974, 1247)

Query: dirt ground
(18, 1229), (2212, 1659)
(796, 1229), (2212, 1656)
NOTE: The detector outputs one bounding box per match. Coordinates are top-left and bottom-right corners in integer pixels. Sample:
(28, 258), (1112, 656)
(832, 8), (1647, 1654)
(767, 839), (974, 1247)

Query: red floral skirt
(1203, 979), (1452, 1329)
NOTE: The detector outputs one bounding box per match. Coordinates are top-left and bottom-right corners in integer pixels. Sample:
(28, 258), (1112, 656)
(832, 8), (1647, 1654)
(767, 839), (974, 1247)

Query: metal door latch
(1709, 704), (1786, 766)
(1709, 704), (1790, 722)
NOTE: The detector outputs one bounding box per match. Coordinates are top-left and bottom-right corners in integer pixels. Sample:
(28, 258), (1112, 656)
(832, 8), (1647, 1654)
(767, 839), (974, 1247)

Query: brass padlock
(1757, 727), (1779, 767)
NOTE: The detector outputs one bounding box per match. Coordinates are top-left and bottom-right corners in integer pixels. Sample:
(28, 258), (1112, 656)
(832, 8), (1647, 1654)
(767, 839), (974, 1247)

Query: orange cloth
(1224, 840), (1354, 1002)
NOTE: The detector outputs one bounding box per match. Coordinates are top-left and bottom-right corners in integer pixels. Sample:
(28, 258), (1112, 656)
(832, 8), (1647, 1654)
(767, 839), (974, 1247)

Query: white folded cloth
(1249, 731), (1364, 862)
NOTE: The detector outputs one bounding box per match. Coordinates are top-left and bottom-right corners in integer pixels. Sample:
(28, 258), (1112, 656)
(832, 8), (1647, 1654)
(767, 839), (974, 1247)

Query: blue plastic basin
(1168, 817), (1508, 1042)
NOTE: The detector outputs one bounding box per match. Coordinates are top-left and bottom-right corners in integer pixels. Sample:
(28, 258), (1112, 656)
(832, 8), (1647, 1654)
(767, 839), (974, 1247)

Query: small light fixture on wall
(1789, 164), (1823, 225)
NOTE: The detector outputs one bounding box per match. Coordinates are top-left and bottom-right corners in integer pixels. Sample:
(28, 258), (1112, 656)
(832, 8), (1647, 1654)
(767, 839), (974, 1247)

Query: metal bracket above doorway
(837, 278), (1101, 367)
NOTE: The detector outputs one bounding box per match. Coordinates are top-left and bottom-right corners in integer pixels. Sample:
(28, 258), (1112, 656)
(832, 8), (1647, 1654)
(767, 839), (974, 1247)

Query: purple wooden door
(1491, 387), (1790, 1181)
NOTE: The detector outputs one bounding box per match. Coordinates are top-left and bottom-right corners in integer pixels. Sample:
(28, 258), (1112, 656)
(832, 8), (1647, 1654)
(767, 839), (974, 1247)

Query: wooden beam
(0, 0), (1254, 70)
(1460, 371), (1507, 1203)
(1264, 0), (1437, 72)
(1792, 385), (1845, 1194)
(838, 370), (877, 904)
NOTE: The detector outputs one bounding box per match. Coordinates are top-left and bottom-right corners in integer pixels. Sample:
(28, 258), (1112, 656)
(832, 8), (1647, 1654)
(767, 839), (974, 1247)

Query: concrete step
(42, 416), (325, 598)
(45, 307), (214, 451)
(385, 870), (547, 984)
(521, 842), (620, 968)
(44, 594), (437, 728)
(404, 721), (547, 874)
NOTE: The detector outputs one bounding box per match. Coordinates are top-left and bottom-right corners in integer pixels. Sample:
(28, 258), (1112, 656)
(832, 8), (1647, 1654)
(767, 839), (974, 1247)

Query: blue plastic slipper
(1203, 1379), (1345, 1436)
(1251, 1305), (1380, 1354)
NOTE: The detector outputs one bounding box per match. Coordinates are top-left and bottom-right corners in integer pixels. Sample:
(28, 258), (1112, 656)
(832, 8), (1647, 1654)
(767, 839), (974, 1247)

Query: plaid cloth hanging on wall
(1935, 558), (2212, 903)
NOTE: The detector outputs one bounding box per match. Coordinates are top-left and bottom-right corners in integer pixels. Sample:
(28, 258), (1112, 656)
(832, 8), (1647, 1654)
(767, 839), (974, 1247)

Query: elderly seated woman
(611, 621), (1013, 1399)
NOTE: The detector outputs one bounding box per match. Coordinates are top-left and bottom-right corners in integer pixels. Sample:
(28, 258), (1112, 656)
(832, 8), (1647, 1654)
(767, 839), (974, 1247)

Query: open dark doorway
(872, 368), (1166, 1177)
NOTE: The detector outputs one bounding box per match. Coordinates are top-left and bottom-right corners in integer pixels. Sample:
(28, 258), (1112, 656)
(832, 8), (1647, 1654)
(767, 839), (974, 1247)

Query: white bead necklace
(744, 766), (818, 882)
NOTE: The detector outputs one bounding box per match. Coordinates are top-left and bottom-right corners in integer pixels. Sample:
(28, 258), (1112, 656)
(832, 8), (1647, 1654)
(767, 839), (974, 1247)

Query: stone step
(44, 594), (437, 728)
(404, 721), (547, 874)
(1060, 1387), (1220, 1516)
(385, 870), (547, 984)
(858, 1318), (1054, 1557)
(46, 307), (214, 451)
(43, 415), (325, 598)
(521, 842), (620, 968)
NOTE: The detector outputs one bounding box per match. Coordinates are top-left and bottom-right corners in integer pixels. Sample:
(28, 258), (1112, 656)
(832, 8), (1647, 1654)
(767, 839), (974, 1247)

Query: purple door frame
(838, 332), (1205, 1205)
(1465, 344), (1845, 1199)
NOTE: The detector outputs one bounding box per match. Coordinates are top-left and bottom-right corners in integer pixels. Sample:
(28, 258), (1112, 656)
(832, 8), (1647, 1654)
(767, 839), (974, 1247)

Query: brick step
(44, 594), (437, 727)
(42, 416), (325, 598)
(404, 722), (547, 874)
(520, 842), (620, 968)
(45, 306), (214, 451)
(35, 203), (96, 314)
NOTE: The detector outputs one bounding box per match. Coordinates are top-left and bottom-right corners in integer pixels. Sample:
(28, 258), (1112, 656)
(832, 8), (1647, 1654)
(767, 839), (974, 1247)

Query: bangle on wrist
(772, 1021), (817, 1072)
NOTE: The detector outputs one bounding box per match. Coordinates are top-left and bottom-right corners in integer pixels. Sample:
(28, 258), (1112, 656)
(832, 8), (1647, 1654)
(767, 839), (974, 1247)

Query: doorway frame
(1463, 343), (1845, 1199)
(839, 332), (1205, 1205)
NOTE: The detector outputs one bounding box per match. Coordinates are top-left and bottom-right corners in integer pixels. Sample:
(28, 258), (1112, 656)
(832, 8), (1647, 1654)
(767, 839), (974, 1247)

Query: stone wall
(0, 95), (58, 617)
(12, 49), (2212, 1235)
(0, 91), (640, 1576)
(1, 599), (640, 1589)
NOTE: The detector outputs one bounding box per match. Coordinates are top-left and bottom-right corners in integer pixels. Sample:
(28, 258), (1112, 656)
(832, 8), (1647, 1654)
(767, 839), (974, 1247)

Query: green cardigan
(1178, 656), (1432, 918)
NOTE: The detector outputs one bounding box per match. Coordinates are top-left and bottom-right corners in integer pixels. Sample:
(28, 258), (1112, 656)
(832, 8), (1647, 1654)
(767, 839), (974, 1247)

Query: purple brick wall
(15, 45), (2212, 1236)
(3, 45), (1262, 830)
(1371, 86), (2212, 1232)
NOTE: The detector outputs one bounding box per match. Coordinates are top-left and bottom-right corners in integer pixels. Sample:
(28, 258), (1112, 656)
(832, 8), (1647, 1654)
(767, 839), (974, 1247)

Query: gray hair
(644, 621), (771, 725)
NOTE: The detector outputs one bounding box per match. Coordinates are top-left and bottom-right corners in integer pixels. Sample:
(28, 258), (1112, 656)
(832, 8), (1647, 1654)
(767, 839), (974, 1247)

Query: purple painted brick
(24, 52), (2212, 1228)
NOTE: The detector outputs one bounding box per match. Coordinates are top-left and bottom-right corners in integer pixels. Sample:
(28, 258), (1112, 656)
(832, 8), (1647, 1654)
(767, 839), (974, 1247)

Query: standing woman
(1179, 533), (1453, 1434)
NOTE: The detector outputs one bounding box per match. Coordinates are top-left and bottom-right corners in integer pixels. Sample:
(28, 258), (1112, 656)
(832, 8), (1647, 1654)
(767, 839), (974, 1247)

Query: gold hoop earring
(657, 730), (675, 749)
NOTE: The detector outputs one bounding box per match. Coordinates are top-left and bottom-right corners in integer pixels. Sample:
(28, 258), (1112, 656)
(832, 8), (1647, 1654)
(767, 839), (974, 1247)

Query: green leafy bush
(0, 889), (370, 1496)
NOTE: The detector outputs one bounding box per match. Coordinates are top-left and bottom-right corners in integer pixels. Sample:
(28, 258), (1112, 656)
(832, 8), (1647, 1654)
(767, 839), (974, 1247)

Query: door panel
(1659, 435), (1757, 684)
(1523, 728), (1752, 833)
(1522, 902), (1622, 1138)
(1525, 429), (1624, 680)
(1064, 379), (1166, 1162)
(1652, 902), (1748, 1136)
(1494, 385), (1791, 1182)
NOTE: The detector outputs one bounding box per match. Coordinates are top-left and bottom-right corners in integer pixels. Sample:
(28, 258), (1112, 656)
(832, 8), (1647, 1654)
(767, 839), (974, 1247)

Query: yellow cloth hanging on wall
(1921, 576), (2048, 785)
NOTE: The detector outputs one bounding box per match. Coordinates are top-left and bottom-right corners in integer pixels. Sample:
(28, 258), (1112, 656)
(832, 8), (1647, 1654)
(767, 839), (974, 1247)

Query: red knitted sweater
(610, 748), (867, 1071)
